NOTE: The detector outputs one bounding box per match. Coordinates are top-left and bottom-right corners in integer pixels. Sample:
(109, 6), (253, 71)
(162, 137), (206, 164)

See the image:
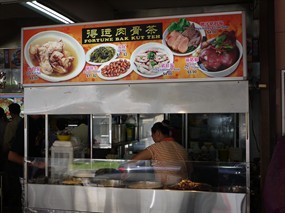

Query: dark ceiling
(0, 0), (253, 46)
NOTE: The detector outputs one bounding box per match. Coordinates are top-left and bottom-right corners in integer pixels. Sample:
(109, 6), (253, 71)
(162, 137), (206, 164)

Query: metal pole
(23, 114), (28, 209)
(90, 115), (93, 159)
(184, 114), (188, 150)
(245, 112), (250, 213)
(45, 114), (48, 177)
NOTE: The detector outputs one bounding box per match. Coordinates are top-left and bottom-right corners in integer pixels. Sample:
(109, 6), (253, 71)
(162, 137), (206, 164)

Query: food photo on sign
(193, 30), (243, 77)
(24, 30), (86, 82)
(85, 43), (134, 81)
(22, 11), (245, 85)
(161, 17), (244, 78)
(162, 18), (206, 56)
(130, 42), (173, 78)
(97, 58), (132, 81)
(85, 43), (119, 66)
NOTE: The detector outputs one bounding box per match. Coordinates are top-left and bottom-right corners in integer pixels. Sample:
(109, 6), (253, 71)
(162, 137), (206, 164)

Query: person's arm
(8, 150), (24, 165)
(131, 148), (152, 160)
(3, 123), (13, 152)
(8, 150), (45, 168)
(8, 119), (24, 165)
(119, 149), (152, 180)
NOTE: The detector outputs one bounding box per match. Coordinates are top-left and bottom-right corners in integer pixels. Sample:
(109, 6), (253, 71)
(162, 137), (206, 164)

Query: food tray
(127, 181), (163, 189)
(89, 179), (125, 188)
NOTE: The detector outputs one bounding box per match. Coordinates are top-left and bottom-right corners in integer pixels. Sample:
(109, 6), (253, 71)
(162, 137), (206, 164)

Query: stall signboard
(22, 11), (246, 86)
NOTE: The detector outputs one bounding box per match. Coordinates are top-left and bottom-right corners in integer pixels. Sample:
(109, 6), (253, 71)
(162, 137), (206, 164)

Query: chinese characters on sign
(82, 23), (163, 44)
(22, 11), (245, 85)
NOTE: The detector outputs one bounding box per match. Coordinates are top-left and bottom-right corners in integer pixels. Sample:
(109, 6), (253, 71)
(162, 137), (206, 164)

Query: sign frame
(21, 11), (247, 87)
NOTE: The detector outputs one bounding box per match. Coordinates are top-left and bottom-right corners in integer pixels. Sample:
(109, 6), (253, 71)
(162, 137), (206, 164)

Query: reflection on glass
(188, 113), (245, 162)
(26, 157), (247, 193)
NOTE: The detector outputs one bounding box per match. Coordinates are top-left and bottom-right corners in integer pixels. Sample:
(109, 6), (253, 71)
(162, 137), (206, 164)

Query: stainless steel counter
(26, 184), (246, 213)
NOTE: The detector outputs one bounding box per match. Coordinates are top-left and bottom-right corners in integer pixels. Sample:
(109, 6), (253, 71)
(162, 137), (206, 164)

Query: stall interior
(46, 113), (246, 162)
(21, 112), (248, 213)
(48, 114), (90, 158)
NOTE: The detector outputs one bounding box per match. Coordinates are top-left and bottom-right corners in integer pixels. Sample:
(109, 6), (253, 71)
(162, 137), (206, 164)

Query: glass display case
(25, 157), (248, 213)
(22, 111), (248, 212)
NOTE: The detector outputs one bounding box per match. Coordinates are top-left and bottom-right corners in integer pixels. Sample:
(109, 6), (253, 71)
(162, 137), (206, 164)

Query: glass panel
(48, 115), (90, 158)
(27, 115), (46, 158)
(92, 115), (112, 149)
(187, 113), (246, 162)
(90, 113), (246, 161)
(25, 112), (247, 176)
(27, 157), (247, 193)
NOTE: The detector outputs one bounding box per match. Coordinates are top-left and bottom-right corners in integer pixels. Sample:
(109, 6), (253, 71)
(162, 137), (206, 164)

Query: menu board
(0, 48), (21, 69)
(22, 11), (246, 86)
(0, 48), (21, 90)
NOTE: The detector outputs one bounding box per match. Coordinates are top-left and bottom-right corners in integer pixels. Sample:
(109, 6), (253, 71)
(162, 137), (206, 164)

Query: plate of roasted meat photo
(162, 18), (206, 56)
(130, 42), (173, 78)
(196, 30), (243, 77)
(24, 30), (86, 82)
(97, 58), (133, 80)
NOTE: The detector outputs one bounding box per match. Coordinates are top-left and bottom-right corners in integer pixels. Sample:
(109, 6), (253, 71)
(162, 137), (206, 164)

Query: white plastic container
(51, 141), (73, 178)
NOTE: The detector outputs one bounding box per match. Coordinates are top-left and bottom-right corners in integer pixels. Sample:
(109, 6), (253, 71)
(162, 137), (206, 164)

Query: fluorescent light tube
(26, 1), (74, 24)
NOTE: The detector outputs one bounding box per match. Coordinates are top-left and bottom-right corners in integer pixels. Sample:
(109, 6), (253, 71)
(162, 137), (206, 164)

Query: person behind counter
(162, 119), (182, 144)
(6, 115), (45, 211)
(0, 107), (8, 170)
(3, 103), (22, 153)
(131, 121), (189, 186)
(71, 118), (89, 157)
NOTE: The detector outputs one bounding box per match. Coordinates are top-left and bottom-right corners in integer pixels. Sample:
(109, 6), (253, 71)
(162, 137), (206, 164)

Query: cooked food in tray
(89, 179), (125, 188)
(127, 181), (163, 189)
(62, 178), (82, 185)
(169, 179), (212, 191)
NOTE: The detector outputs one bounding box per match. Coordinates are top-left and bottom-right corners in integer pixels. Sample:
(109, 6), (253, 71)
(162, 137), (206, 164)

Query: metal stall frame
(23, 81), (250, 212)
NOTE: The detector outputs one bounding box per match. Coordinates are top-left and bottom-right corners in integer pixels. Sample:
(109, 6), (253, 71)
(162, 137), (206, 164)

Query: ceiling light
(25, 1), (74, 24)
